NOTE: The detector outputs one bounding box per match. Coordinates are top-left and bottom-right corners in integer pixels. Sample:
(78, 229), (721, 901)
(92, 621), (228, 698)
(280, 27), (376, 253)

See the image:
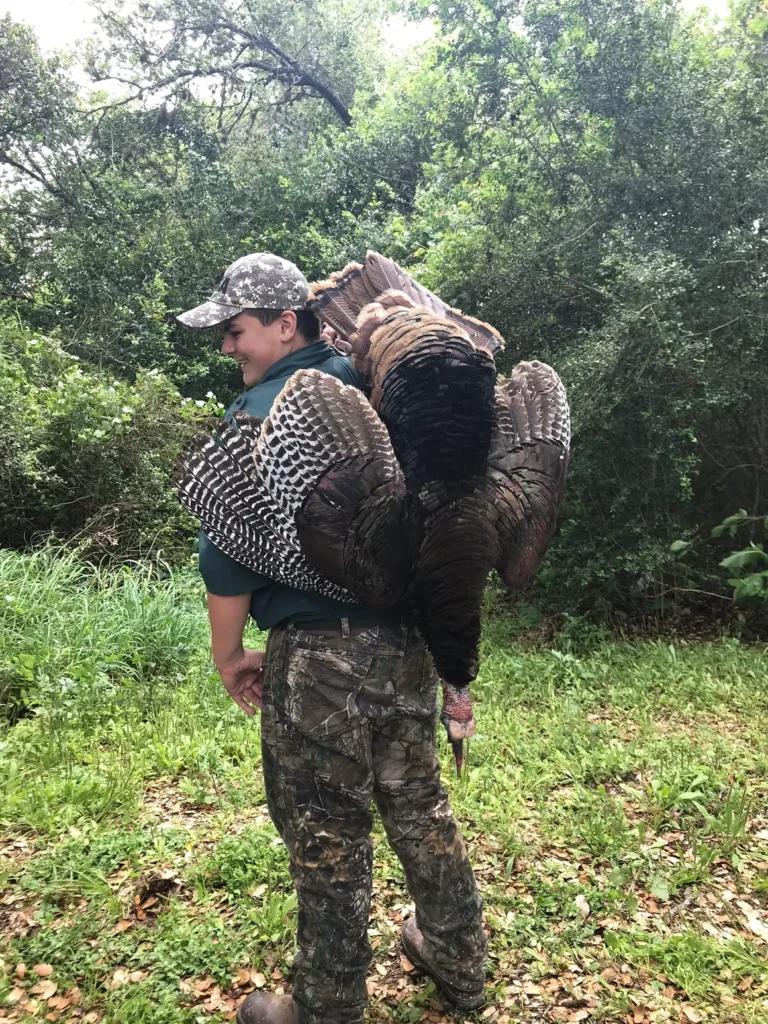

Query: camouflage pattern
(178, 253), (310, 329)
(260, 620), (487, 1024)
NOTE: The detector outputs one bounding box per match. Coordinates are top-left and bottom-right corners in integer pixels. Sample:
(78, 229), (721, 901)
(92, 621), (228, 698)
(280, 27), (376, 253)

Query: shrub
(0, 319), (220, 561)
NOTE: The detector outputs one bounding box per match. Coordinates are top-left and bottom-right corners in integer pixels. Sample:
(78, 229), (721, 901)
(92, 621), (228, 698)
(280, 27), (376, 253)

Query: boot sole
(401, 931), (485, 1011)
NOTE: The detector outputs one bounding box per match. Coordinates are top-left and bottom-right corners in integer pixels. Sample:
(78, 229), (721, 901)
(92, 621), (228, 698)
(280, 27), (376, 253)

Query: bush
(0, 319), (220, 561)
(0, 547), (205, 723)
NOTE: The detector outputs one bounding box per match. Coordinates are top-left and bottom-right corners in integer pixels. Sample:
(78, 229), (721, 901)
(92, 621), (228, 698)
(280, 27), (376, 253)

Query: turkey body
(176, 253), (570, 702)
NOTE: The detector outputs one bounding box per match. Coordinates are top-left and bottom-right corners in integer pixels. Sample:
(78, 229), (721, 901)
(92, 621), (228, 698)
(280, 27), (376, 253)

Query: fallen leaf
(575, 895), (590, 919)
(737, 976), (754, 991)
(681, 1008), (704, 1023)
(109, 969), (130, 989)
(252, 884), (268, 898)
(113, 920), (133, 934)
(33, 965), (54, 978)
(746, 914), (768, 941)
(401, 954), (415, 973)
(30, 981), (57, 999)
(250, 971), (266, 989)
(6, 987), (25, 1006)
(47, 996), (72, 1011)
(15, 964), (27, 980)
(375, 963), (387, 977)
(203, 985), (222, 1011)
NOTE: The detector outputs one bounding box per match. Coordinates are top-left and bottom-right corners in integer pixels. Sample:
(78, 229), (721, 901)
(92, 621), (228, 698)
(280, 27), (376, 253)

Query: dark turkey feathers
(177, 255), (570, 738)
(490, 362), (570, 588)
(309, 251), (505, 362)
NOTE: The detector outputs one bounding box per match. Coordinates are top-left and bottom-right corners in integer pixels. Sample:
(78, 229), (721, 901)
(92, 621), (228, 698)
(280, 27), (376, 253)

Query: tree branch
(89, 16), (352, 126)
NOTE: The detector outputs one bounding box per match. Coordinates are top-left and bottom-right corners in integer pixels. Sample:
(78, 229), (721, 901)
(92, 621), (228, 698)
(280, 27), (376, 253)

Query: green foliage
(0, 319), (219, 560)
(712, 510), (768, 608)
(188, 828), (290, 898)
(1, 559), (767, 1019)
(0, 547), (203, 723)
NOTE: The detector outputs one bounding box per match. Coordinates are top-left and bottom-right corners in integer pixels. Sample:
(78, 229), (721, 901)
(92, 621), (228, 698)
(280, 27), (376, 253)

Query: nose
(221, 334), (235, 356)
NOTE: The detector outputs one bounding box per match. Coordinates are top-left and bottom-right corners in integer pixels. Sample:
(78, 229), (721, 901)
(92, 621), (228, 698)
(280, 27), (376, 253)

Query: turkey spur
(176, 252), (570, 772)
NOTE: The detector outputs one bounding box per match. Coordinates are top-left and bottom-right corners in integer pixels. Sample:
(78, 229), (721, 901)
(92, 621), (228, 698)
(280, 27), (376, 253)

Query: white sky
(1, 0), (730, 55)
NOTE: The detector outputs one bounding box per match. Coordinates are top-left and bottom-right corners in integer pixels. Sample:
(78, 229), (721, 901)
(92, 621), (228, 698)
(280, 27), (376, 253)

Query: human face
(220, 311), (300, 386)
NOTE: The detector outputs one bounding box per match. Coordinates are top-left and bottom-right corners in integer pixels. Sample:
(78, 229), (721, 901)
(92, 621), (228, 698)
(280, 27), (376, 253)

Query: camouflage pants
(260, 620), (487, 1024)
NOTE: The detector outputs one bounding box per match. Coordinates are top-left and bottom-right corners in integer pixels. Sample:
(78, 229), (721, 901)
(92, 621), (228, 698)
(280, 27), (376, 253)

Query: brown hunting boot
(236, 992), (299, 1024)
(401, 917), (485, 1011)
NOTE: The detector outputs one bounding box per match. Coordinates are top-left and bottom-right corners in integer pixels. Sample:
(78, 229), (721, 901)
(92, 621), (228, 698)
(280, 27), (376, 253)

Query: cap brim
(176, 300), (243, 329)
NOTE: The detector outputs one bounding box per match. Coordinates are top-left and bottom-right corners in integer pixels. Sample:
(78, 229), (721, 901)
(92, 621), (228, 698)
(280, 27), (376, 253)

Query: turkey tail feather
(414, 485), (500, 688)
(308, 251), (504, 365)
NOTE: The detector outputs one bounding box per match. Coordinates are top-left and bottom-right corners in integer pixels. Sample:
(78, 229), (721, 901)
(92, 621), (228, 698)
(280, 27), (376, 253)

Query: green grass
(1, 551), (767, 1022)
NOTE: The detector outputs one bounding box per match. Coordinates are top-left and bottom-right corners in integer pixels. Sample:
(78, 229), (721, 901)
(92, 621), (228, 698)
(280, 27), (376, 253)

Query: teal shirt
(198, 340), (366, 628)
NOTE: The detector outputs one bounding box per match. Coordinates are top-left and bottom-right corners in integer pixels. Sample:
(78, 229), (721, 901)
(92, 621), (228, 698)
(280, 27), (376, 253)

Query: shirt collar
(258, 340), (336, 387)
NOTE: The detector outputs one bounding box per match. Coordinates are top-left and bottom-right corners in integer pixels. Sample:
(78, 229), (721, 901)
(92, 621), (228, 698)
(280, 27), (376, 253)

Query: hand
(217, 648), (265, 715)
(321, 324), (339, 344)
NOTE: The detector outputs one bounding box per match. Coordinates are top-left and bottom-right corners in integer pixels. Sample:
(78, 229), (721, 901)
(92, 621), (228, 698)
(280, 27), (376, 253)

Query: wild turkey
(176, 252), (570, 774)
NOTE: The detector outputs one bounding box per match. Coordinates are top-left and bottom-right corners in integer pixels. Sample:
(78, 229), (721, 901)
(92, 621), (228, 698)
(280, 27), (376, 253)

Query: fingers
(241, 679), (263, 710)
(224, 670), (264, 715)
(231, 692), (256, 716)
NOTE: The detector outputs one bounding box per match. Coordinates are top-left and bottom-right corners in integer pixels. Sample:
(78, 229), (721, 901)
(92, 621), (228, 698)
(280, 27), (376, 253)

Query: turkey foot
(440, 680), (475, 777)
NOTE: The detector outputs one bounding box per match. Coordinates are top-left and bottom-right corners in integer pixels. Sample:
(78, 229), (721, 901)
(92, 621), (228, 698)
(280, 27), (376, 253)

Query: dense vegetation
(1, 0), (767, 615)
(1, 549), (767, 1022)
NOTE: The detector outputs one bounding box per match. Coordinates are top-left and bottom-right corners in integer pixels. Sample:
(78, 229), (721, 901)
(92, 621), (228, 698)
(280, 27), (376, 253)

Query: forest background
(1, 0), (767, 619)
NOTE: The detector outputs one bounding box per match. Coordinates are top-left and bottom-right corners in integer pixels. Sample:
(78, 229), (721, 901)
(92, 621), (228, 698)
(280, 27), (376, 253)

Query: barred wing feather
(176, 372), (410, 607)
(490, 361), (571, 589)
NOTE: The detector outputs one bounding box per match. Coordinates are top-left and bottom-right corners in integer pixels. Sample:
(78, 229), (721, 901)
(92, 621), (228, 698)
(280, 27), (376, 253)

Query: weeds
(1, 557), (767, 1022)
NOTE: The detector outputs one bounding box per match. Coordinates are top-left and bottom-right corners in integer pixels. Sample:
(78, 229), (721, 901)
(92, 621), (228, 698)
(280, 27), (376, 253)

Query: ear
(278, 309), (298, 343)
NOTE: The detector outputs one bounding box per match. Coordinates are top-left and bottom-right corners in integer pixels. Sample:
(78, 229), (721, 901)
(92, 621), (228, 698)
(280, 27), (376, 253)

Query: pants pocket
(285, 645), (374, 759)
(394, 635), (440, 720)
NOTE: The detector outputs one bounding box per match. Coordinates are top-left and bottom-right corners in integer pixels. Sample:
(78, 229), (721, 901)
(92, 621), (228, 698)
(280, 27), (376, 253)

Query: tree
(400, 0), (768, 608)
(89, 0), (390, 131)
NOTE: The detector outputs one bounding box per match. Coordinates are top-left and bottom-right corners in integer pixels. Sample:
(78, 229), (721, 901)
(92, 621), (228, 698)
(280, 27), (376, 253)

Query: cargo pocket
(284, 645), (374, 760)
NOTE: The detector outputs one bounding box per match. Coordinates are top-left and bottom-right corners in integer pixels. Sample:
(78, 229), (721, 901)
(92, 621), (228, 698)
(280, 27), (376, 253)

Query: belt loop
(341, 616), (350, 638)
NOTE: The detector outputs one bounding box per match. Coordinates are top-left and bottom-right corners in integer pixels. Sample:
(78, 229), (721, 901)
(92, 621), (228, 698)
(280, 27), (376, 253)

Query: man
(178, 252), (487, 1024)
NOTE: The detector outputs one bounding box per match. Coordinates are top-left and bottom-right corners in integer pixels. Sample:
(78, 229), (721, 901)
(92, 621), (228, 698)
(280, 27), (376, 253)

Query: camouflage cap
(177, 253), (310, 329)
